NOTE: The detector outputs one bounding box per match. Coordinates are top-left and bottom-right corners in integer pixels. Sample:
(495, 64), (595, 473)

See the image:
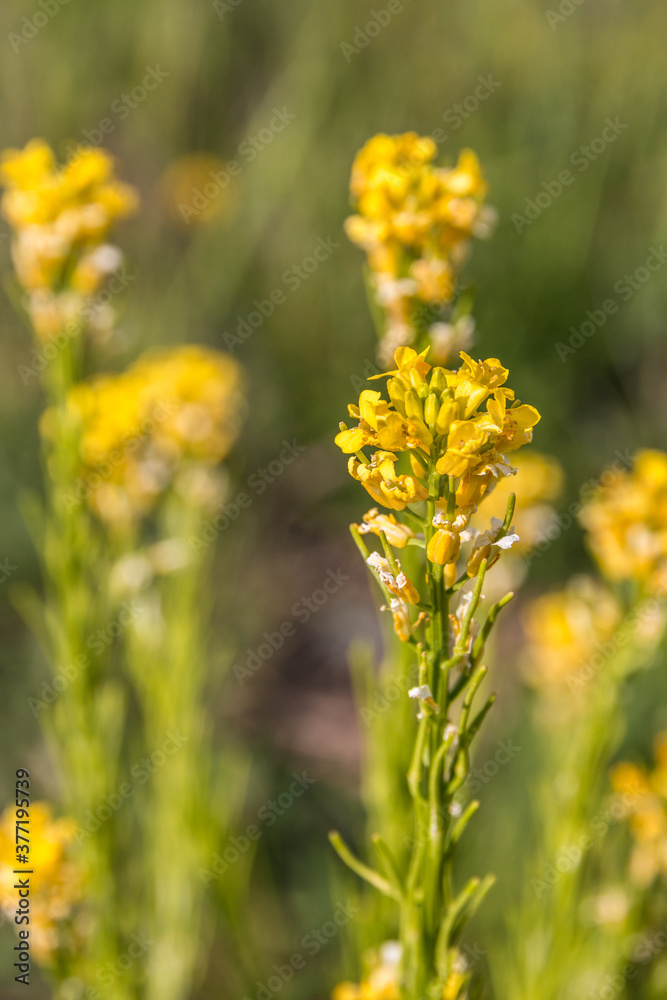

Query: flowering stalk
(66, 343), (245, 1000)
(504, 451), (667, 1000)
(0, 139), (138, 994)
(331, 344), (539, 1000)
(345, 133), (494, 366)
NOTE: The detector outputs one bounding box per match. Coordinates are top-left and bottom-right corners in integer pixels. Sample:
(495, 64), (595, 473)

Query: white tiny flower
(396, 571), (408, 588)
(448, 801), (463, 817)
(409, 684), (433, 701)
(494, 531), (520, 550)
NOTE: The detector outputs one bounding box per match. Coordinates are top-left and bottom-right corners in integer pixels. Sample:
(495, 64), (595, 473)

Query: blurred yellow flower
(611, 733), (667, 886)
(579, 449), (667, 593)
(52, 345), (244, 524)
(0, 138), (137, 340)
(160, 153), (234, 226)
(0, 802), (82, 963)
(345, 133), (494, 361)
(522, 576), (622, 693)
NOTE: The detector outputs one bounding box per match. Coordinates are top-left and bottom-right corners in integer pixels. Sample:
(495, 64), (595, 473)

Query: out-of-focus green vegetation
(1, 1), (667, 997)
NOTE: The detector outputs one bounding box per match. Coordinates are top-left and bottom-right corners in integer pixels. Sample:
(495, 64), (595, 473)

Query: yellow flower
(349, 452), (428, 511)
(611, 733), (667, 886)
(357, 508), (415, 548)
(338, 348), (539, 527)
(0, 139), (137, 341)
(437, 419), (489, 477)
(345, 134), (493, 356)
(579, 449), (667, 592)
(0, 802), (82, 963)
(57, 345), (244, 524)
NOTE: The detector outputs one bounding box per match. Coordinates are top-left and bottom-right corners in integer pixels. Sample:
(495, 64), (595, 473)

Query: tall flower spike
(345, 133), (495, 364)
(0, 139), (138, 341)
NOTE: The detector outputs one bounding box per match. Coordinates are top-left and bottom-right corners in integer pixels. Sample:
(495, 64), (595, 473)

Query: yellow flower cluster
(56, 345), (244, 524)
(0, 138), (137, 340)
(0, 802), (82, 963)
(345, 133), (493, 362)
(579, 450), (667, 593)
(337, 347), (539, 634)
(611, 735), (667, 886)
(521, 577), (621, 693)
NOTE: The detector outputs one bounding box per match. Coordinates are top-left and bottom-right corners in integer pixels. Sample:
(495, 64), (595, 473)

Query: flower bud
(427, 524), (461, 565)
(409, 452), (427, 479)
(429, 367), (448, 392)
(436, 397), (458, 435)
(404, 388), (423, 420)
(424, 392), (440, 430)
(387, 377), (407, 414)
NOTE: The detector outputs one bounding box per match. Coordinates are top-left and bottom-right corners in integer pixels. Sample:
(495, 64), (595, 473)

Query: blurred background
(1, 0), (667, 996)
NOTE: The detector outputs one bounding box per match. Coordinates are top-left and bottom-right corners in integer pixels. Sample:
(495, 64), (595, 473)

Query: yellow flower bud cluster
(50, 345), (244, 525)
(579, 449), (667, 594)
(338, 346), (539, 637)
(610, 735), (667, 887)
(0, 139), (138, 341)
(345, 133), (493, 361)
(0, 802), (82, 963)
